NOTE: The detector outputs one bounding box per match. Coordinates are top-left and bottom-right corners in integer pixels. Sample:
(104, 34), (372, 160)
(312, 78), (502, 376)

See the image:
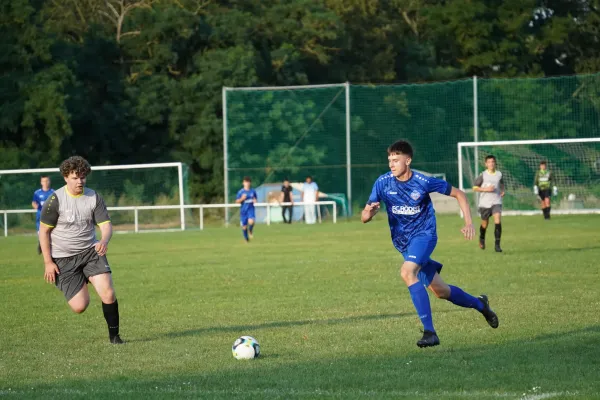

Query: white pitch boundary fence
(1, 201), (337, 237)
(0, 162), (187, 229)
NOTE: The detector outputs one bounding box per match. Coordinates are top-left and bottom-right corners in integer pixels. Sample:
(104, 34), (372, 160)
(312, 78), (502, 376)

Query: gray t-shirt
(474, 170), (504, 208)
(40, 187), (110, 258)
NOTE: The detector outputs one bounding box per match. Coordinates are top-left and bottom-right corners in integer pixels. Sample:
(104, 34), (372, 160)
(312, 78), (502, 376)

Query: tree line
(2, 0), (600, 202)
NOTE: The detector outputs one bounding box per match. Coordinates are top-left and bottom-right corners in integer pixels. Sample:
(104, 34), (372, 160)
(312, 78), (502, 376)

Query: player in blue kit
(32, 175), (54, 254)
(235, 177), (258, 242)
(362, 140), (498, 348)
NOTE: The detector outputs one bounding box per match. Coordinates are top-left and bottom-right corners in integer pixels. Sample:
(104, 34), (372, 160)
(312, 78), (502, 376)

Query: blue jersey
(32, 188), (54, 220)
(236, 188), (257, 215)
(368, 171), (452, 253)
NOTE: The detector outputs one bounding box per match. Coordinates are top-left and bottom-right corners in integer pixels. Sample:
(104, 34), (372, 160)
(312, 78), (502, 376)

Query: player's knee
(400, 264), (418, 282)
(69, 301), (89, 314)
(99, 287), (116, 303)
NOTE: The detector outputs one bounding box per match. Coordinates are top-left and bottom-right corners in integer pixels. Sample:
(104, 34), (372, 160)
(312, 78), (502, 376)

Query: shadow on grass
(9, 324), (600, 400)
(128, 308), (468, 343)
(128, 311), (465, 343)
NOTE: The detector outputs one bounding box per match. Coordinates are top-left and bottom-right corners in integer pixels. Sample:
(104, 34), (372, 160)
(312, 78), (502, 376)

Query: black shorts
(479, 204), (502, 220)
(538, 189), (551, 200)
(54, 246), (111, 301)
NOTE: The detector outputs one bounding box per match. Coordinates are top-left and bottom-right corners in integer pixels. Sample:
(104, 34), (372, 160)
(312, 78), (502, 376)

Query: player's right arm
(31, 192), (38, 210)
(533, 171), (539, 194)
(361, 180), (381, 223)
(472, 174), (494, 192)
(39, 195), (60, 283)
(235, 190), (246, 204)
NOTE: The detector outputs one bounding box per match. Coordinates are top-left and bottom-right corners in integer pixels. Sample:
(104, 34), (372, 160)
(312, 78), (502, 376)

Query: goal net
(0, 163), (189, 233)
(459, 138), (600, 215)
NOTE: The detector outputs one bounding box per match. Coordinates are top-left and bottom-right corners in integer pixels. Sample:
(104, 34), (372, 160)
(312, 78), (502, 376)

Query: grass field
(1, 215), (600, 399)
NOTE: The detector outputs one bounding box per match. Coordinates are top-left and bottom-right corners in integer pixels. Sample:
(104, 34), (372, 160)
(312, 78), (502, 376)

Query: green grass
(1, 215), (600, 400)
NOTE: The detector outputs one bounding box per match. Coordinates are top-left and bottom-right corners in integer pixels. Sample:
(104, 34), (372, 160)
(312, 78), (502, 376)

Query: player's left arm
(449, 187), (475, 240)
(426, 177), (474, 240)
(549, 171), (558, 195)
(499, 175), (505, 197)
(93, 193), (112, 256)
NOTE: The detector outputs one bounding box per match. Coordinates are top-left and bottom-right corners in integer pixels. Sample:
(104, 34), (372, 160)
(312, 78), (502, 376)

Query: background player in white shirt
(302, 176), (319, 224)
(473, 155), (505, 253)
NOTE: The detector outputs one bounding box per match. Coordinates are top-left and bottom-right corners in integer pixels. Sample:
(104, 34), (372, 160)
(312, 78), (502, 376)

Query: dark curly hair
(59, 156), (92, 178)
(387, 140), (413, 158)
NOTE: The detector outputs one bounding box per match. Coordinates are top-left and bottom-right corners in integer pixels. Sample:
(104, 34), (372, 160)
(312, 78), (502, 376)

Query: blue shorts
(36, 216), (41, 232)
(240, 210), (255, 227)
(399, 235), (443, 287)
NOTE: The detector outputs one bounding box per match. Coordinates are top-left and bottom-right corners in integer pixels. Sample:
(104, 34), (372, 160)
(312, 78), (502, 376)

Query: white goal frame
(0, 162), (187, 230)
(458, 137), (600, 215)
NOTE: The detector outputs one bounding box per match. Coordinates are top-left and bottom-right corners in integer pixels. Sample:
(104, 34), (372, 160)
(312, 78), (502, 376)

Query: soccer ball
(232, 336), (260, 360)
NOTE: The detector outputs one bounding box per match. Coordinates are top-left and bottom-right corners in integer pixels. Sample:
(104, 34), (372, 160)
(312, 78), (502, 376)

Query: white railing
(1, 201), (337, 237)
(0, 162), (187, 230)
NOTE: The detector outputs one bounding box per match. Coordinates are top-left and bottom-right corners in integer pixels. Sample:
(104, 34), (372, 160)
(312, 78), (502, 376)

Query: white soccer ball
(232, 336), (260, 360)
(568, 193), (576, 201)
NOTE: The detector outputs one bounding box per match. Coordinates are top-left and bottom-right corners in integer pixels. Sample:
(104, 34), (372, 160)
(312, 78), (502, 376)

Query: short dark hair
(40, 175), (50, 179)
(485, 155), (496, 162)
(243, 176), (251, 182)
(540, 160), (547, 166)
(387, 140), (413, 158)
(59, 156), (91, 178)
(283, 178), (289, 182)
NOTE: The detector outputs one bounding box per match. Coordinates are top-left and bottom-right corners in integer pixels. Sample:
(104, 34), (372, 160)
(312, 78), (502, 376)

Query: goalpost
(222, 83), (351, 224)
(458, 138), (600, 215)
(0, 162), (187, 231)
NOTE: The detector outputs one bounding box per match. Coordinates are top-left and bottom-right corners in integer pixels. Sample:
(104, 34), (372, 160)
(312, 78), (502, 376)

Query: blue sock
(249, 224), (254, 234)
(242, 228), (249, 241)
(408, 282), (435, 332)
(448, 285), (484, 312)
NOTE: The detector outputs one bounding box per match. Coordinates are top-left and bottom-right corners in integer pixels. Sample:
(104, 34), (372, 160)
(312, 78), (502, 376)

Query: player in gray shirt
(39, 156), (123, 344)
(473, 155), (505, 253)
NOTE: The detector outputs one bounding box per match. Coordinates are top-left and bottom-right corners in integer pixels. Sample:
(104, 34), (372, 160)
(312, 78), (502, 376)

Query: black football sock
(479, 225), (487, 240)
(542, 207), (549, 219)
(494, 223), (502, 245)
(102, 299), (120, 339)
(547, 207), (551, 219)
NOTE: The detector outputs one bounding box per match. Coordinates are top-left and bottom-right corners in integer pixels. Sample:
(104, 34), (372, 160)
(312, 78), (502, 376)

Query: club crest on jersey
(410, 190), (421, 201)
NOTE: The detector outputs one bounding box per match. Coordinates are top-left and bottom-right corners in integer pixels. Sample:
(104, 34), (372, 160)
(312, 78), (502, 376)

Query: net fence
(225, 73), (600, 214)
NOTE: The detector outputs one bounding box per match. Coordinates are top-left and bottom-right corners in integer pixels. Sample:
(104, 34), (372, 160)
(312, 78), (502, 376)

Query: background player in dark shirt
(534, 161), (557, 220)
(280, 179), (294, 224)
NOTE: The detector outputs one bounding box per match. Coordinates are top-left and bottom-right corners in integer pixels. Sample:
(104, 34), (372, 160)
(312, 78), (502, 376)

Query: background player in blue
(362, 140), (498, 348)
(32, 175), (54, 254)
(235, 176), (257, 242)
